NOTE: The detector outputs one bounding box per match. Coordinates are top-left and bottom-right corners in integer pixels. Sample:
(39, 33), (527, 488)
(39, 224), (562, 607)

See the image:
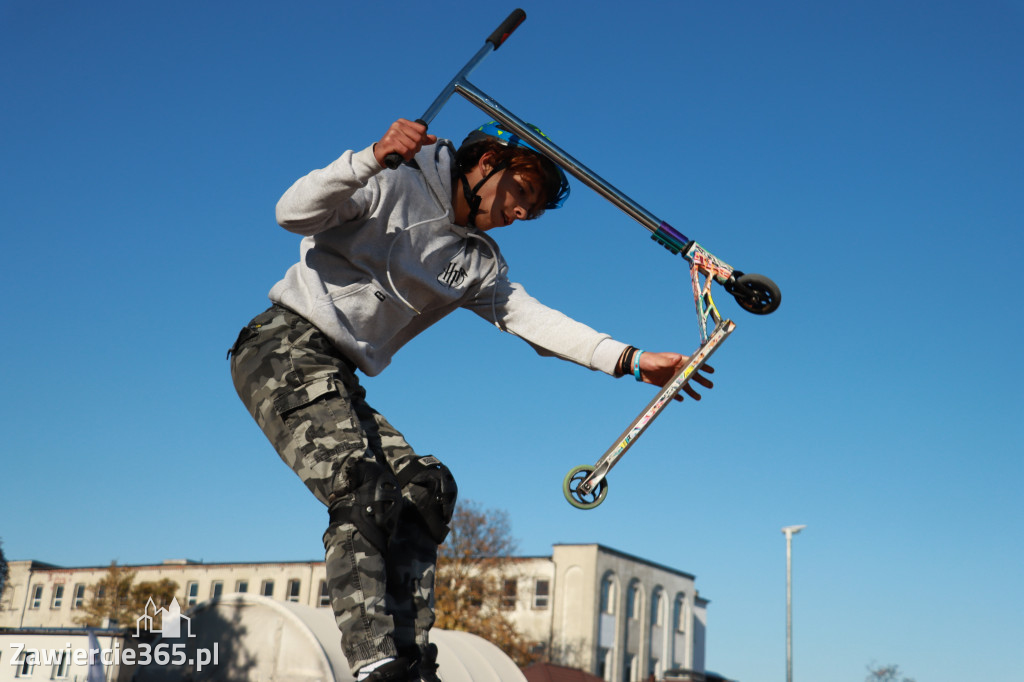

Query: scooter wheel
(729, 273), (781, 315)
(563, 465), (608, 510)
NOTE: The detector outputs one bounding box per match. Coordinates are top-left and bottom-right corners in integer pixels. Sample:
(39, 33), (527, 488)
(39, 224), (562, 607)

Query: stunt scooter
(387, 9), (782, 510)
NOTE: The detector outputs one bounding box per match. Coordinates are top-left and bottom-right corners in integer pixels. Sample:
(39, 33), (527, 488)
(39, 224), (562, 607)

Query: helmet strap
(457, 160), (508, 228)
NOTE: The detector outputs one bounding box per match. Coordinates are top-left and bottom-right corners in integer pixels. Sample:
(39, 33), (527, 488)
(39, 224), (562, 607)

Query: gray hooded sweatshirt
(269, 141), (627, 377)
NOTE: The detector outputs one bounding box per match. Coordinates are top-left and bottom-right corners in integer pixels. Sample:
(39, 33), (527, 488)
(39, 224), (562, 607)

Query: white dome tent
(132, 593), (527, 682)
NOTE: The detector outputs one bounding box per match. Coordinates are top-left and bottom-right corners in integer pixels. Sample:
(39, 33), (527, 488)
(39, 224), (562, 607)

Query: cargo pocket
(274, 376), (337, 417)
(272, 376), (365, 469)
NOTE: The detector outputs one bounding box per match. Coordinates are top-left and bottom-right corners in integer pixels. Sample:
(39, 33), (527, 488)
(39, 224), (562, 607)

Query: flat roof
(554, 543), (697, 581)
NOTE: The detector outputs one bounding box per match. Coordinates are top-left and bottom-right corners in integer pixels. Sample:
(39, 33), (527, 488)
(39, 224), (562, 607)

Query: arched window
(674, 593), (687, 633)
(600, 573), (617, 615)
(626, 580), (642, 620)
(597, 572), (618, 682)
(650, 587), (664, 626)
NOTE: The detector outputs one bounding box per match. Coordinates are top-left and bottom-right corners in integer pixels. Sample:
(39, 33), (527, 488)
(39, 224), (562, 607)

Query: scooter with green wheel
(562, 243), (778, 510)
(388, 9), (781, 510)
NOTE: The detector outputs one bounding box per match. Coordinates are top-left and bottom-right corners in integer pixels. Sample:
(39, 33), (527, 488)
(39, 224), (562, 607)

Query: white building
(1, 544), (708, 681)
(536, 545), (707, 681)
(0, 628), (125, 682)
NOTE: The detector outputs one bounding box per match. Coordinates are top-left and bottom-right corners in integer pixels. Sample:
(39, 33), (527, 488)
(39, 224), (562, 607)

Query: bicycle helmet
(454, 121), (570, 228)
(460, 121), (570, 210)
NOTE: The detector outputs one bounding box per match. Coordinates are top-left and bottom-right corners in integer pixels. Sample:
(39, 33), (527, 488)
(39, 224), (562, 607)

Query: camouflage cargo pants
(228, 304), (441, 672)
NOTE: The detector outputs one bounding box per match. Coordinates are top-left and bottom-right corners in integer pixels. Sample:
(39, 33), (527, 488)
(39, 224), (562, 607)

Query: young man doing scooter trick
(228, 118), (713, 682)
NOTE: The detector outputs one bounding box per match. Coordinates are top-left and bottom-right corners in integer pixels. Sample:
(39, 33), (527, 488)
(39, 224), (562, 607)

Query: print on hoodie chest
(437, 260), (468, 289)
(385, 232), (485, 311)
(434, 242), (474, 290)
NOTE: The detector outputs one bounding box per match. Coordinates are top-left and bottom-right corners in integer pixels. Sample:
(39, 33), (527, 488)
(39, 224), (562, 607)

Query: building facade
(0, 629), (128, 682)
(542, 545), (707, 681)
(0, 544), (707, 682)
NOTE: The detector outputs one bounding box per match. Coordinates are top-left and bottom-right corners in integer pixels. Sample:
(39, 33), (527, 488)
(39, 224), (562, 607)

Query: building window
(626, 581), (641, 620)
(261, 580), (274, 597)
(533, 579), (550, 609)
(501, 579), (517, 610)
(51, 584), (65, 609)
(53, 650), (71, 679)
(600, 574), (616, 614)
(623, 653), (636, 682)
(318, 580), (330, 608)
(287, 579), (301, 602)
(211, 581), (224, 599)
(236, 580), (249, 594)
(29, 585), (43, 609)
(468, 579), (484, 608)
(186, 582), (199, 606)
(597, 648), (610, 681)
(72, 584), (86, 609)
(650, 589), (663, 626)
(13, 651), (34, 678)
(674, 594), (687, 633)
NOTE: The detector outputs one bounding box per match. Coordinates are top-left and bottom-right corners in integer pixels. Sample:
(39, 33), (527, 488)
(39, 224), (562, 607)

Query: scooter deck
(565, 319), (735, 508)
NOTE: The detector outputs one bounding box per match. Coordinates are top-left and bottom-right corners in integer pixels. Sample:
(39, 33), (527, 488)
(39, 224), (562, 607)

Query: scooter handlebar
(383, 10), (526, 170)
(487, 9), (527, 49)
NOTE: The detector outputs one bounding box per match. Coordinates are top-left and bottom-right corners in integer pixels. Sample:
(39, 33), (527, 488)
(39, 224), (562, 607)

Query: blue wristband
(633, 350), (645, 382)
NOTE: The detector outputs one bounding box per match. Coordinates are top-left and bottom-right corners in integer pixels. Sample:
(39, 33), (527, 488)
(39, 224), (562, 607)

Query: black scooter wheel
(729, 273), (781, 315)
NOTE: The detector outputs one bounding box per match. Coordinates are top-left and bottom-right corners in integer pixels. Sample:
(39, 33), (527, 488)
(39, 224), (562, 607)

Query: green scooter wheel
(563, 465), (608, 510)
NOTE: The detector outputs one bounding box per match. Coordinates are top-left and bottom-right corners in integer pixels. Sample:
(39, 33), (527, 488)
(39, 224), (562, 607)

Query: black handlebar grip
(382, 118), (429, 170)
(486, 9), (526, 50)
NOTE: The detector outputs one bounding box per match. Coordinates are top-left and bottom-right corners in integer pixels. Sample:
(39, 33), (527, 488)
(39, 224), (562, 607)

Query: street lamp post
(782, 525), (806, 682)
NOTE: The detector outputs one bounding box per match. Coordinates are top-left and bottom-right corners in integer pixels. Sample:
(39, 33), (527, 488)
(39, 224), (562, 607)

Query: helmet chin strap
(457, 161), (508, 228)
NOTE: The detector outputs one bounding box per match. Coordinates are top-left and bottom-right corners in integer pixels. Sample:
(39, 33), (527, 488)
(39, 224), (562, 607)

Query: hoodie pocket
(319, 280), (416, 348)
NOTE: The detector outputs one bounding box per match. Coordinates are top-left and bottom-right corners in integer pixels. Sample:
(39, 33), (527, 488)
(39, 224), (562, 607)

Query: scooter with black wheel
(387, 9), (782, 510)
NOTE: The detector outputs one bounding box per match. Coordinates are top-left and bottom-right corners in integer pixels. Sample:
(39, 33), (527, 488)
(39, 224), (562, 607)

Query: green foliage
(75, 562), (179, 629)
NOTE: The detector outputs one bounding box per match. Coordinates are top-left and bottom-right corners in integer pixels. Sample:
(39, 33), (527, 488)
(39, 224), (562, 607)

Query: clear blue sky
(2, 1), (1021, 681)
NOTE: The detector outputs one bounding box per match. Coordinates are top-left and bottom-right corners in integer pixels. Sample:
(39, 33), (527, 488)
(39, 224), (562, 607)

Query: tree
(76, 561), (137, 627)
(131, 578), (181, 630)
(434, 500), (537, 666)
(866, 662), (916, 682)
(75, 561), (179, 629)
(0, 539), (8, 611)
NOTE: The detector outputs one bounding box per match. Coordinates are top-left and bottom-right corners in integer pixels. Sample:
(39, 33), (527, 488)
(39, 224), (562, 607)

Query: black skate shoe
(361, 657), (417, 682)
